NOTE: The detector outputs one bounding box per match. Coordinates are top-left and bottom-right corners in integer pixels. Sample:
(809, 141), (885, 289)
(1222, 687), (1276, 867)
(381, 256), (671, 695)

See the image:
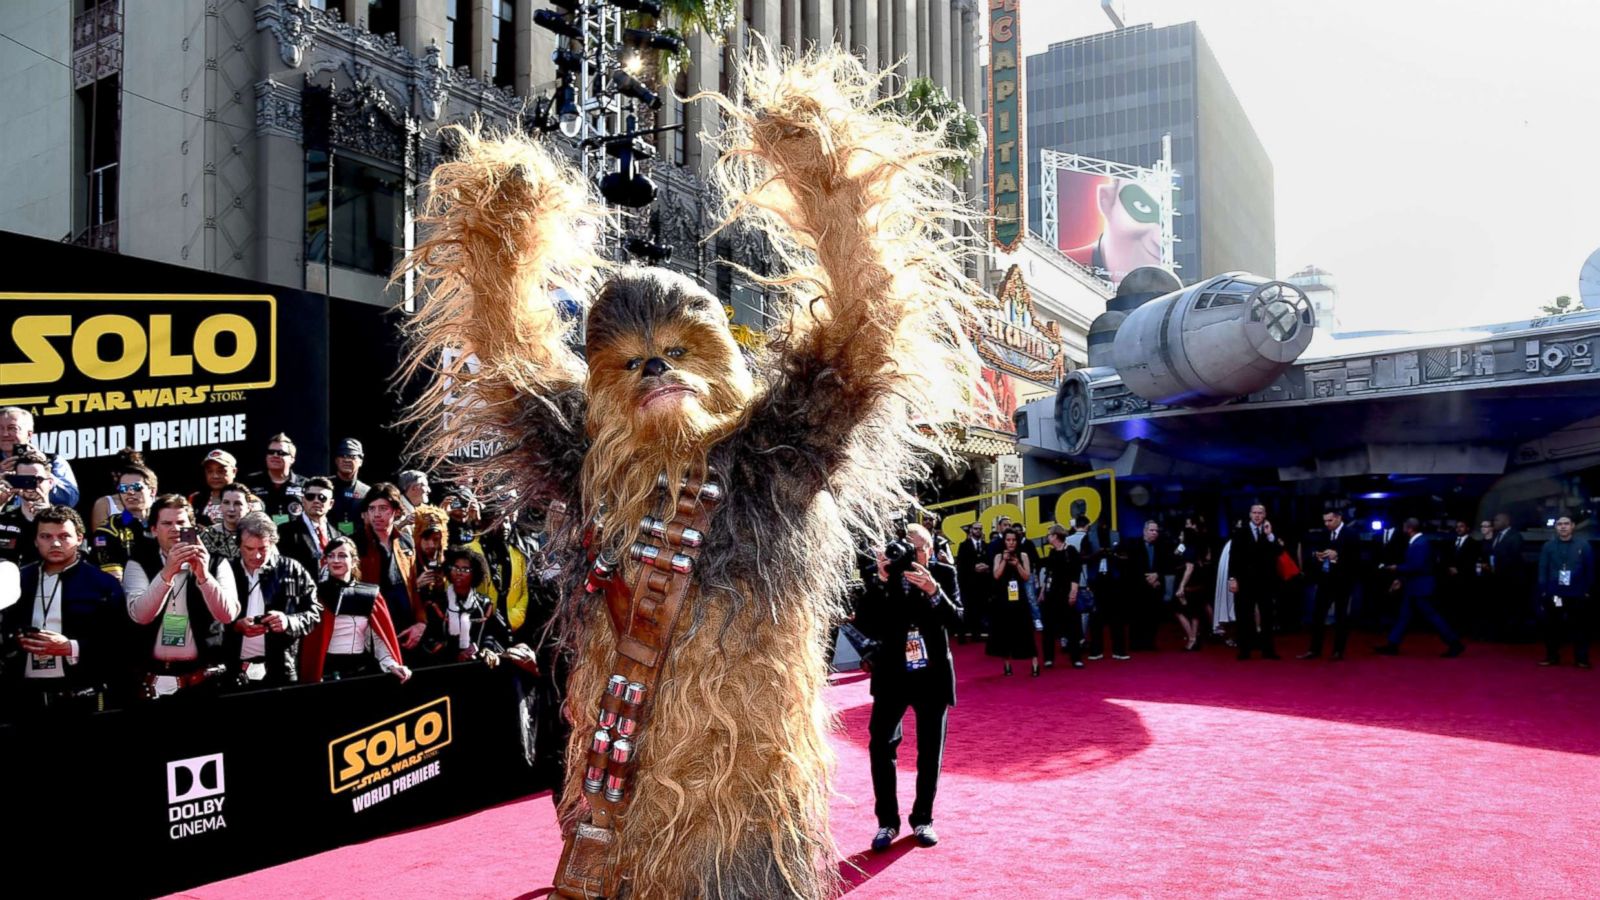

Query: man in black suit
(3, 506), (132, 715)
(277, 476), (338, 575)
(1486, 512), (1527, 640)
(1443, 519), (1482, 637)
(1127, 520), (1168, 652)
(1299, 509), (1362, 660)
(1227, 504), (1283, 660)
(856, 523), (962, 853)
(215, 513), (321, 687)
(953, 522), (990, 642)
(1363, 521), (1408, 631)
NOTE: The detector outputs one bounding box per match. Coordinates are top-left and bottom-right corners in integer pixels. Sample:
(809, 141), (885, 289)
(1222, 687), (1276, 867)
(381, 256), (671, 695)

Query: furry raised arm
(708, 48), (984, 452)
(398, 127), (604, 503)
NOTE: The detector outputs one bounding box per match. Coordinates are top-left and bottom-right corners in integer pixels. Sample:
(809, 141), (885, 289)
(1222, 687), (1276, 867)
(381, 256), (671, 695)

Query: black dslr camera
(882, 538), (917, 578)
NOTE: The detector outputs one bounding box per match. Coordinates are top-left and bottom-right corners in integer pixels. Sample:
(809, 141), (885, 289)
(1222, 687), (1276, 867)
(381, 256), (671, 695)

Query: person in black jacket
(3, 506), (131, 715)
(1041, 525), (1084, 668)
(1227, 504), (1284, 660)
(1443, 519), (1482, 637)
(1486, 512), (1527, 640)
(856, 523), (962, 853)
(278, 476), (338, 575)
(953, 522), (990, 642)
(215, 513), (321, 688)
(1299, 510), (1363, 660)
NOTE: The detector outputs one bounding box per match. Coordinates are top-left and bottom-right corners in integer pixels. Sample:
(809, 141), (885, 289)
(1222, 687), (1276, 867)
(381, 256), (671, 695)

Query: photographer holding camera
(2, 506), (129, 716)
(0, 445), (57, 566)
(855, 523), (963, 854)
(216, 514), (321, 688)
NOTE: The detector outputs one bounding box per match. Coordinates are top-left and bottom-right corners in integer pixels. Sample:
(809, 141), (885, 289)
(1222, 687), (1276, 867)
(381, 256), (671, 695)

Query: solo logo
(166, 753), (227, 840)
(0, 293), (277, 411)
(329, 697), (452, 795)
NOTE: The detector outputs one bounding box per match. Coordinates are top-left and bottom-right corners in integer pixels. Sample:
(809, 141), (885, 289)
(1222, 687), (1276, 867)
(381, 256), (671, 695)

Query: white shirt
(124, 552), (240, 663)
(26, 564), (80, 679)
(444, 586), (476, 650)
(1409, 533), (1423, 545)
(325, 583), (399, 673)
(237, 561), (269, 660)
(300, 514), (332, 562)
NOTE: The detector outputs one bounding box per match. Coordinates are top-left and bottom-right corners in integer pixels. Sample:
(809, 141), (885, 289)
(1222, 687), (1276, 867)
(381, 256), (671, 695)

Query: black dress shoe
(1539, 659), (1558, 667)
(1296, 651), (1319, 659)
(1373, 644), (1400, 656)
(1236, 652), (1251, 661)
(1578, 661), (1592, 670)
(1330, 651), (1344, 661)
(1262, 652), (1282, 660)
(1442, 643), (1466, 658)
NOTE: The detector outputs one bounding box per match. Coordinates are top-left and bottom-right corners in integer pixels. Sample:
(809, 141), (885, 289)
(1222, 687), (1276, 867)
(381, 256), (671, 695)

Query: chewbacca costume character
(402, 48), (982, 899)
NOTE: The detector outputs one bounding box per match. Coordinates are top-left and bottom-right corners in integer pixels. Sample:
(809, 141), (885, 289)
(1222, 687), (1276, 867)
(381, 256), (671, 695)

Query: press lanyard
(35, 570), (63, 628)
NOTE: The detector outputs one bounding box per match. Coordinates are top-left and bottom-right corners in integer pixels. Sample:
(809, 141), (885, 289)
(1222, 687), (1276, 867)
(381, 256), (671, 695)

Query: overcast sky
(1013, 0), (1600, 331)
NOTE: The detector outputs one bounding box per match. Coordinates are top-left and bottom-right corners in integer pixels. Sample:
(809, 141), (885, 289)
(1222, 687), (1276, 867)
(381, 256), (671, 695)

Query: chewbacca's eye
(665, 347), (686, 359)
(625, 358), (643, 371)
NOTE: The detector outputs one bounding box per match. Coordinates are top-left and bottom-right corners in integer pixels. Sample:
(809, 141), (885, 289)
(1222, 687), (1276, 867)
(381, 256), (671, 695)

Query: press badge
(1558, 568), (1572, 587)
(1007, 580), (1020, 603)
(30, 654), (58, 671)
(159, 612), (190, 647)
(905, 628), (929, 671)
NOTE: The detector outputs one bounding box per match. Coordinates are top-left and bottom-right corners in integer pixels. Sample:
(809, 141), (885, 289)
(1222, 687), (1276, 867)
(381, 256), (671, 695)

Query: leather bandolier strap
(552, 474), (722, 899)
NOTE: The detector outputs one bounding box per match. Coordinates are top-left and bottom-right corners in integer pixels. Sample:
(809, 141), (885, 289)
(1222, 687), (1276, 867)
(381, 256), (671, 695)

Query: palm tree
(893, 77), (983, 182)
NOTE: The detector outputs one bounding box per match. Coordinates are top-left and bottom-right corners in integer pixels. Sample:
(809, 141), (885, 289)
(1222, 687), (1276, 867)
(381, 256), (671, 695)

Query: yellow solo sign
(928, 468), (1117, 549)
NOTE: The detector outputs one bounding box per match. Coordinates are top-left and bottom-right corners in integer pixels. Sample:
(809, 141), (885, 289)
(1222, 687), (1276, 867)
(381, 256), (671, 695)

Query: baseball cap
(335, 438), (364, 458)
(203, 449), (237, 468)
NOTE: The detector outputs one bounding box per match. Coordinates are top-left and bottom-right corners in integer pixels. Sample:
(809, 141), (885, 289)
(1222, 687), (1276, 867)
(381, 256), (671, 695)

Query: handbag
(1275, 551), (1301, 581)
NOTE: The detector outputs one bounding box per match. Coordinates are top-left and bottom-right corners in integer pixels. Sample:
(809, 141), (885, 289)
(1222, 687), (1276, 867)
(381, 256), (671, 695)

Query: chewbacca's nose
(642, 357), (672, 378)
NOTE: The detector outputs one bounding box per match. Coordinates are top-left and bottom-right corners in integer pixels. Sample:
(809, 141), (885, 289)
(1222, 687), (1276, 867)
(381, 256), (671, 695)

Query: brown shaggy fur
(401, 47), (983, 900)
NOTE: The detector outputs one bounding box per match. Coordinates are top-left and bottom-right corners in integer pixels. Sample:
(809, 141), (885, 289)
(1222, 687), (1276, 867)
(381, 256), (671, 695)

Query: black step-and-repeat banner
(0, 231), (413, 501)
(3, 663), (544, 898)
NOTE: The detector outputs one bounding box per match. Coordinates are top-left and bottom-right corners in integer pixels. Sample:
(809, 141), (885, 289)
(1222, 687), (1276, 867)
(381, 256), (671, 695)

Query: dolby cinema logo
(165, 753), (227, 840)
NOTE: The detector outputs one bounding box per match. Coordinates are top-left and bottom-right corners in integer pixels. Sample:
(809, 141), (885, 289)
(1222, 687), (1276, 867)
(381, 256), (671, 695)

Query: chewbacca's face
(585, 268), (754, 450)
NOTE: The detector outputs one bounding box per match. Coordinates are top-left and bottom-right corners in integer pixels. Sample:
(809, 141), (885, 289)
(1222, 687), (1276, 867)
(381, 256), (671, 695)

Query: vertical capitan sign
(987, 0), (1025, 251)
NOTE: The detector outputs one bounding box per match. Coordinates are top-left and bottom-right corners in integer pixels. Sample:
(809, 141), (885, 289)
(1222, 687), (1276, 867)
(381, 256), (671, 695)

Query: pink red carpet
(171, 639), (1600, 898)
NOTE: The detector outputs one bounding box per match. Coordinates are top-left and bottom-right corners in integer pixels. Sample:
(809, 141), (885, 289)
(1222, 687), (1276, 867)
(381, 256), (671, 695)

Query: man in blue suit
(1375, 518), (1465, 657)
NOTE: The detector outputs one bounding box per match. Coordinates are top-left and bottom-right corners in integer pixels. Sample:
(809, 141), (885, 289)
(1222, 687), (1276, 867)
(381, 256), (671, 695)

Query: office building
(1025, 21), (1274, 284)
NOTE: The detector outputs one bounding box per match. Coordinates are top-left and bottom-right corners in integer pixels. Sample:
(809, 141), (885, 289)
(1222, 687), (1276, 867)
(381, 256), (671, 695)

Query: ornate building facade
(1, 0), (984, 310)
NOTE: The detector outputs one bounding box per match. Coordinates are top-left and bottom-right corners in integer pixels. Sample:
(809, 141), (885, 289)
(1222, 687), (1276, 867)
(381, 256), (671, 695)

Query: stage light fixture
(612, 0), (663, 15)
(623, 28), (683, 54)
(549, 0), (582, 10)
(623, 53), (644, 74)
(610, 69), (661, 109)
(556, 83), (582, 138)
(535, 9), (582, 39)
(625, 237), (672, 264)
(552, 48), (584, 73)
(600, 145), (656, 208)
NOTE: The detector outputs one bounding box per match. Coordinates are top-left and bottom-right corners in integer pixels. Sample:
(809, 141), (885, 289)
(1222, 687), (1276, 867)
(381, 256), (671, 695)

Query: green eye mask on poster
(1119, 183), (1161, 224)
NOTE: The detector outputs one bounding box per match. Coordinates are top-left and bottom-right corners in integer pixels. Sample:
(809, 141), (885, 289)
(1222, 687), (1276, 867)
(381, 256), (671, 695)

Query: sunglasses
(266, 448), (293, 457)
(303, 492), (331, 502)
(117, 482), (146, 493)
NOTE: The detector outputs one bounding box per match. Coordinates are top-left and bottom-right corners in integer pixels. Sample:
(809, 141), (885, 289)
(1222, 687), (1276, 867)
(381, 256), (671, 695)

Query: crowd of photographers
(0, 406), (564, 720)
